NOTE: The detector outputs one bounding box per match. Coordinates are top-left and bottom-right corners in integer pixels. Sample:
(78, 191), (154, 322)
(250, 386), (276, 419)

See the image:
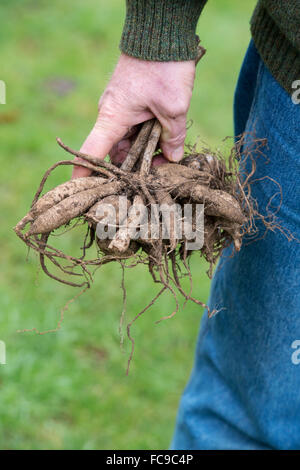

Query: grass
(0, 0), (255, 449)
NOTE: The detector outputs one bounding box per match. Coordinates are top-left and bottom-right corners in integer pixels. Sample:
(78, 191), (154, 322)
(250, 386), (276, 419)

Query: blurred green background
(0, 0), (255, 450)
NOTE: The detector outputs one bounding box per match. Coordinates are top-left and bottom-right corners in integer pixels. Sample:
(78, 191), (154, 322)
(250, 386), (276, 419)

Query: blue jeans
(171, 41), (300, 450)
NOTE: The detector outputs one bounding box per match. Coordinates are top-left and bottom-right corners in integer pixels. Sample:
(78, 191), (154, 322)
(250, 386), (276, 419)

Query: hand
(72, 53), (195, 178)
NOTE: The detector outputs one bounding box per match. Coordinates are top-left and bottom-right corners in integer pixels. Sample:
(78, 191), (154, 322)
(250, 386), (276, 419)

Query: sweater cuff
(120, 0), (207, 61)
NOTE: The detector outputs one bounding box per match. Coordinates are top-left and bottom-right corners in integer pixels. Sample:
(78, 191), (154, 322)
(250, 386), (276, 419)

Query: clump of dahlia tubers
(14, 43), (287, 372)
(14, 119), (282, 372)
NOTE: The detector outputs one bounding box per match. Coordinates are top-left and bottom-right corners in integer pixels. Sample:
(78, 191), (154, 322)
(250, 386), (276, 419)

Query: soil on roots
(14, 126), (293, 373)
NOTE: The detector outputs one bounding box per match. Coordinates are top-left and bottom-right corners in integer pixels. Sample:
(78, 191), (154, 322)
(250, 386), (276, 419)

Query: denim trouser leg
(171, 41), (300, 450)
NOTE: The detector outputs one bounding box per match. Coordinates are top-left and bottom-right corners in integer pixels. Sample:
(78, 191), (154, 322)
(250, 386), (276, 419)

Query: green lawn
(0, 0), (255, 449)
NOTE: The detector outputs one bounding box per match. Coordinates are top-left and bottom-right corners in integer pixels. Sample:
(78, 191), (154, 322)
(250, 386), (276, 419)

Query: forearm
(120, 0), (207, 61)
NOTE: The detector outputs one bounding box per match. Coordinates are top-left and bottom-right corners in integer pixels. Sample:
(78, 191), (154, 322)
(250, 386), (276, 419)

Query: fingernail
(171, 147), (184, 162)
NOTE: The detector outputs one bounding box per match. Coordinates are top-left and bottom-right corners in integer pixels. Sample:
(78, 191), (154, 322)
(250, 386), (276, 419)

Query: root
(13, 42), (292, 372)
(126, 287), (166, 375)
(119, 261), (127, 349)
(17, 285), (89, 335)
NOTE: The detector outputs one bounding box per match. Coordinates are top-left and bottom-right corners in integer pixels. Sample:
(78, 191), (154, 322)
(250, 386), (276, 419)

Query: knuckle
(165, 130), (186, 147)
(97, 87), (119, 114)
(93, 108), (127, 140)
(96, 100), (119, 125)
(94, 118), (111, 133)
(165, 97), (190, 118)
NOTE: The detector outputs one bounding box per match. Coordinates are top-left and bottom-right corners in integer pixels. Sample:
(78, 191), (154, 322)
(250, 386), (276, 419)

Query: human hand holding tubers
(72, 40), (206, 178)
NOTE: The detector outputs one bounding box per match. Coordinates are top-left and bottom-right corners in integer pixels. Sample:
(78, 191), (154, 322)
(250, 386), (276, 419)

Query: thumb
(72, 112), (127, 178)
(159, 115), (186, 163)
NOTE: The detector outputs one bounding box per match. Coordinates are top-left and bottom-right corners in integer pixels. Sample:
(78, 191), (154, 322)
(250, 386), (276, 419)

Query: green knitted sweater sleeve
(120, 0), (207, 61)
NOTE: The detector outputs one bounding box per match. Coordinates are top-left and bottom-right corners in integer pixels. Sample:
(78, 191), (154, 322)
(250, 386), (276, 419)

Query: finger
(109, 138), (132, 166)
(72, 114), (128, 178)
(152, 154), (169, 166)
(158, 114), (186, 163)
